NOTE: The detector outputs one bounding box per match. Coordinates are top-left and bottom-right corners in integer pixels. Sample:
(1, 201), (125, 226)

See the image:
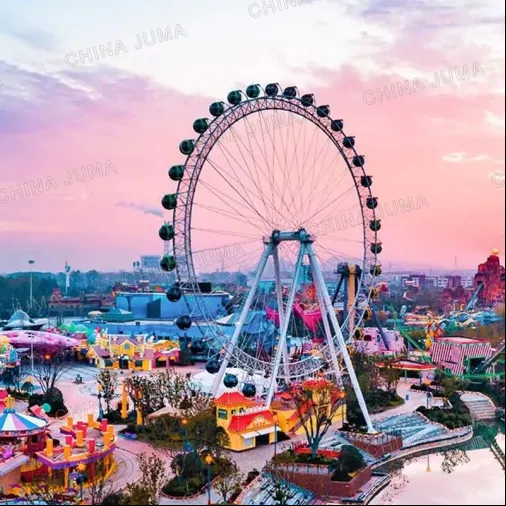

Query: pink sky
(0, 1), (504, 273)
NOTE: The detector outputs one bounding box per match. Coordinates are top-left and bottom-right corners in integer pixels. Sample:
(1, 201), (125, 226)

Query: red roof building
(228, 407), (275, 433)
(215, 392), (256, 409)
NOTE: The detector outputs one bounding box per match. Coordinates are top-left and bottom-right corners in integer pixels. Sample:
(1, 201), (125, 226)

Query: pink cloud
(0, 59), (503, 272)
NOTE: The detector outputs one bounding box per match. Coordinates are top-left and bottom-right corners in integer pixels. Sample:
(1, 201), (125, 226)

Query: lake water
(371, 426), (505, 505)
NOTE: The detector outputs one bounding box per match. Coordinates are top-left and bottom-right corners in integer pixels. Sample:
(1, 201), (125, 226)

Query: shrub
(100, 492), (126, 504)
(246, 469), (260, 483)
(339, 445), (365, 474)
(104, 410), (124, 424)
(187, 477), (203, 493)
(163, 476), (205, 497)
(416, 402), (472, 429)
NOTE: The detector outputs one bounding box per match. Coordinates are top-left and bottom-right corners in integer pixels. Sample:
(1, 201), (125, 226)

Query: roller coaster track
(489, 438), (506, 471)
(475, 422), (506, 472)
(466, 281), (484, 311)
(473, 340), (505, 374)
(390, 306), (432, 363)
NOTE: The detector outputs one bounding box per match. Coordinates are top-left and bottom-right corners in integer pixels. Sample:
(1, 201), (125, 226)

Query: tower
(65, 260), (71, 295)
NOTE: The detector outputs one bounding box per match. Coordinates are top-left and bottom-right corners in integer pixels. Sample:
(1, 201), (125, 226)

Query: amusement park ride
(153, 83), (504, 443)
(157, 83), (385, 433)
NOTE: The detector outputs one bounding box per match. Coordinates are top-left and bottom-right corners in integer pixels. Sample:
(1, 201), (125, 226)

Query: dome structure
(0, 396), (48, 438)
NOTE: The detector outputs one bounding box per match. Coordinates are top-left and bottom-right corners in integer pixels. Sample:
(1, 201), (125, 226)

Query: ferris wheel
(158, 83), (383, 433)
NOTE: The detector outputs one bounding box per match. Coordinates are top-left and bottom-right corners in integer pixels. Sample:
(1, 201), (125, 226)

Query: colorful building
(216, 379), (346, 452)
(215, 392), (277, 452)
(431, 336), (494, 376)
(0, 396), (49, 493)
(354, 328), (406, 355)
(36, 415), (117, 490)
(80, 331), (181, 371)
(0, 396), (117, 496)
(474, 249), (505, 305)
(376, 358), (437, 382)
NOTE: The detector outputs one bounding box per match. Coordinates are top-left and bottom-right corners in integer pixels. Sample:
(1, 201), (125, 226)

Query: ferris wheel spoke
(254, 109), (295, 226)
(276, 113), (314, 225)
(233, 114), (279, 228)
(212, 134), (277, 228)
(240, 110), (296, 229)
(298, 133), (342, 223)
(272, 111), (299, 221)
(202, 157), (276, 231)
(255, 109), (300, 229)
(304, 184), (358, 228)
(310, 201), (364, 239)
(304, 148), (348, 221)
(192, 227), (259, 240)
(308, 156), (354, 218)
(193, 202), (262, 230)
(289, 118), (317, 221)
(218, 124), (294, 231)
(197, 176), (271, 230)
(302, 126), (326, 217)
(292, 116), (312, 222)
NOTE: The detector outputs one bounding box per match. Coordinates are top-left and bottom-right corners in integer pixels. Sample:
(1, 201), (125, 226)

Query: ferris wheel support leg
(273, 245), (290, 382)
(309, 256), (342, 386)
(211, 244), (273, 397)
(265, 245), (306, 406)
(306, 243), (376, 434)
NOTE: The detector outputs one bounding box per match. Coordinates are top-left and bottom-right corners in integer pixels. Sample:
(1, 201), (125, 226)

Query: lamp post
(205, 454), (213, 505)
(424, 379), (431, 409)
(273, 414), (279, 456)
(30, 332), (35, 377)
(97, 385), (104, 421)
(76, 463), (86, 500)
(28, 259), (35, 313)
(181, 418), (188, 452)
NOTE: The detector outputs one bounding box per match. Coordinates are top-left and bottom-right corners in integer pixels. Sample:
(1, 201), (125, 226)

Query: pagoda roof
(215, 391), (255, 408)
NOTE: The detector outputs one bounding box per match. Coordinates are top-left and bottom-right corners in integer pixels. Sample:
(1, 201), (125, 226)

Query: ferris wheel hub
(264, 228), (314, 245)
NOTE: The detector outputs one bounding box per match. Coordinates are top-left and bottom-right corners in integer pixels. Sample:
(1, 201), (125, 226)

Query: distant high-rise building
(140, 256), (161, 270)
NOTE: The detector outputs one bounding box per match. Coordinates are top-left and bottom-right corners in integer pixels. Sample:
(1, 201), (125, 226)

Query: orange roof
(302, 378), (333, 390)
(377, 359), (436, 371)
(228, 409), (275, 433)
(215, 392), (255, 408)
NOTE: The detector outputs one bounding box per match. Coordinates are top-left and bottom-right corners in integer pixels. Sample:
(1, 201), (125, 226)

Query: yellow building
(215, 392), (277, 452)
(86, 334), (153, 371)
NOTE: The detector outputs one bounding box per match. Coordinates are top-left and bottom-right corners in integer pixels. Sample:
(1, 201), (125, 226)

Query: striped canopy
(0, 408), (48, 435)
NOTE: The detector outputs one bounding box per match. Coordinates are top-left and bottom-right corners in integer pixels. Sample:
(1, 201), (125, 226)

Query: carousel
(0, 396), (49, 494)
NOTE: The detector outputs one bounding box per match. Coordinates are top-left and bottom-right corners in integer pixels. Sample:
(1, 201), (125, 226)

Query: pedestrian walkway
(461, 392), (496, 421)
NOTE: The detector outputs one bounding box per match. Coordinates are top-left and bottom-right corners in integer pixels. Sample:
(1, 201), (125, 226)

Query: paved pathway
(372, 380), (443, 422)
(18, 371), (445, 504)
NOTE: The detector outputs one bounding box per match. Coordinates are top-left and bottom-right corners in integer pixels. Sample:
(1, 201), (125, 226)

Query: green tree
(31, 349), (73, 397)
(380, 359), (401, 393)
(292, 379), (345, 459)
(264, 459), (297, 506)
(214, 460), (243, 504)
(337, 445), (365, 475)
(97, 369), (119, 415)
(441, 376), (462, 407)
(122, 453), (168, 505)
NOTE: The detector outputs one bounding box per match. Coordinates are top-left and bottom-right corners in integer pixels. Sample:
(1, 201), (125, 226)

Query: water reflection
(371, 424), (505, 505)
